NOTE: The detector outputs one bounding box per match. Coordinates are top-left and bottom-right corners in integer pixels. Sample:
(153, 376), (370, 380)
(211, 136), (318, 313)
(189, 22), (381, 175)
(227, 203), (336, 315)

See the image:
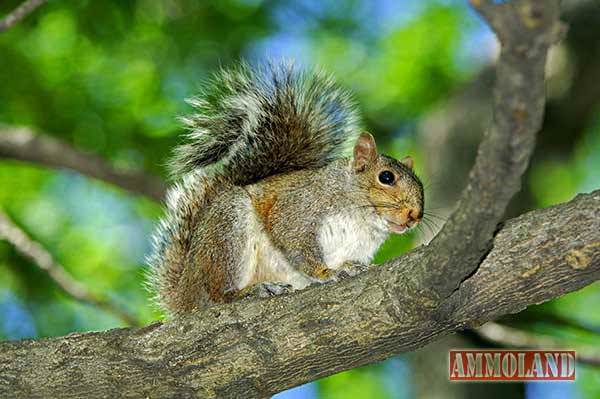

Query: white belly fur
(317, 212), (389, 269)
(237, 208), (387, 290)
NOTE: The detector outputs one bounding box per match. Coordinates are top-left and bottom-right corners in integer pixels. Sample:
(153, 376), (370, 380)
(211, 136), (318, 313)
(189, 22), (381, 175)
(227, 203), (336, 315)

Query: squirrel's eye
(378, 170), (395, 185)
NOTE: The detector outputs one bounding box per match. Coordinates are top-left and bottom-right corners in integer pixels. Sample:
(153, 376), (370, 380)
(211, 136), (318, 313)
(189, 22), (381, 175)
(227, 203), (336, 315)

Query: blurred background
(0, 0), (599, 398)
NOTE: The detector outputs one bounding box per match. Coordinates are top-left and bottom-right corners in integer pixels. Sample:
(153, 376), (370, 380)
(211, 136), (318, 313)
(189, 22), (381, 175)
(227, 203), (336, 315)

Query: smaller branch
(0, 127), (166, 201)
(474, 322), (600, 367)
(0, 208), (141, 327)
(418, 0), (565, 298)
(0, 0), (46, 33)
(539, 314), (600, 336)
(505, 312), (600, 337)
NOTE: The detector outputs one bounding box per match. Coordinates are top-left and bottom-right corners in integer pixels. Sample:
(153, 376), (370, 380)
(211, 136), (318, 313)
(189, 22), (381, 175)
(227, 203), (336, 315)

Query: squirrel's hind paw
(243, 282), (295, 299)
(333, 261), (370, 281)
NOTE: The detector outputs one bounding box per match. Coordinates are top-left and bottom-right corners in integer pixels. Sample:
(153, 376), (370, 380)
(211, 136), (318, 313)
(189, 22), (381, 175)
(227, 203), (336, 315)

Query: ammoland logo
(449, 350), (576, 381)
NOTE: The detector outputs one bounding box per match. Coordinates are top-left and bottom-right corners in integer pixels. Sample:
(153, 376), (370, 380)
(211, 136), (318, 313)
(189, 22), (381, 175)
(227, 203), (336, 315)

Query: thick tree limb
(0, 209), (141, 327)
(0, 127), (166, 200)
(0, 0), (46, 33)
(0, 191), (598, 398)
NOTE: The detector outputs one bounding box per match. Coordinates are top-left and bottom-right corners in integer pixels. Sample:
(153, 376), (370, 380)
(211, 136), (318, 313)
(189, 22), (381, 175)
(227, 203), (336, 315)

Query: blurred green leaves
(318, 365), (391, 399)
(530, 117), (600, 208)
(308, 5), (468, 129)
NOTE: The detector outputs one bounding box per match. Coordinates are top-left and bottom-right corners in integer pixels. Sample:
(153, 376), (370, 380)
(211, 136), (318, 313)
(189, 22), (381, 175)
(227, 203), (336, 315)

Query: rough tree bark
(1, 1), (598, 398)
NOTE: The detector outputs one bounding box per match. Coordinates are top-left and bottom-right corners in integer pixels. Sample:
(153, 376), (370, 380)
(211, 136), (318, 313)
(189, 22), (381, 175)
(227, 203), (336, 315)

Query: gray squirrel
(147, 62), (424, 315)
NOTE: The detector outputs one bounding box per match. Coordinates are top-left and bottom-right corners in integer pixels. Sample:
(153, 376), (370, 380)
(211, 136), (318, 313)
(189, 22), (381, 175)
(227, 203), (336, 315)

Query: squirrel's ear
(353, 132), (377, 172)
(401, 156), (414, 170)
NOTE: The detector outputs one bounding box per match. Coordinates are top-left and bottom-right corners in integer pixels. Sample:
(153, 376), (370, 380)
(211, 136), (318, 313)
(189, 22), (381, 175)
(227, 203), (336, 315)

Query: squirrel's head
(352, 132), (424, 234)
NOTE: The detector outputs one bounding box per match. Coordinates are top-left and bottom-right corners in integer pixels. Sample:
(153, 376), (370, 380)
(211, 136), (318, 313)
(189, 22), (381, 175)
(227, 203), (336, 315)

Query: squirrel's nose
(409, 208), (422, 221)
(406, 207), (422, 227)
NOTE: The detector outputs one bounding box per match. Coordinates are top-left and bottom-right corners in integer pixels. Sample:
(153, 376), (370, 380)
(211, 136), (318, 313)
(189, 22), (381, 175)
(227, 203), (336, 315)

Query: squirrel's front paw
(246, 282), (294, 299)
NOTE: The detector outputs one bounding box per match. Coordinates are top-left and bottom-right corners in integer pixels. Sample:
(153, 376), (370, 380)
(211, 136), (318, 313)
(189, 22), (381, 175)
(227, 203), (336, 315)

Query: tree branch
(0, 209), (141, 327)
(0, 127), (166, 201)
(420, 0), (565, 298)
(0, 191), (597, 398)
(0, 0), (46, 33)
(534, 313), (600, 336)
(419, 0), (600, 223)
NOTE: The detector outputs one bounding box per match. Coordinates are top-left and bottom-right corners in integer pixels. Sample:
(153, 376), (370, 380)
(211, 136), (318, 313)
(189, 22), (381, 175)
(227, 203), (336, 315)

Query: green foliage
(0, 0), (275, 174)
(308, 4), (468, 129)
(318, 365), (391, 399)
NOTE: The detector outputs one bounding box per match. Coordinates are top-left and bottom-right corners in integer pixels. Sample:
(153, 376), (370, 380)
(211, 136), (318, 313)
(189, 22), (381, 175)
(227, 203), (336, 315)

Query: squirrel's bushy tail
(147, 62), (360, 315)
(170, 62), (360, 184)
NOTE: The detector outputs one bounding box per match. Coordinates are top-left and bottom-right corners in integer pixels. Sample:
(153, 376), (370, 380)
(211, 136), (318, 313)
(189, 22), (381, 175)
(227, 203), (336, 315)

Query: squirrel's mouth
(387, 221), (409, 234)
(386, 218), (420, 234)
